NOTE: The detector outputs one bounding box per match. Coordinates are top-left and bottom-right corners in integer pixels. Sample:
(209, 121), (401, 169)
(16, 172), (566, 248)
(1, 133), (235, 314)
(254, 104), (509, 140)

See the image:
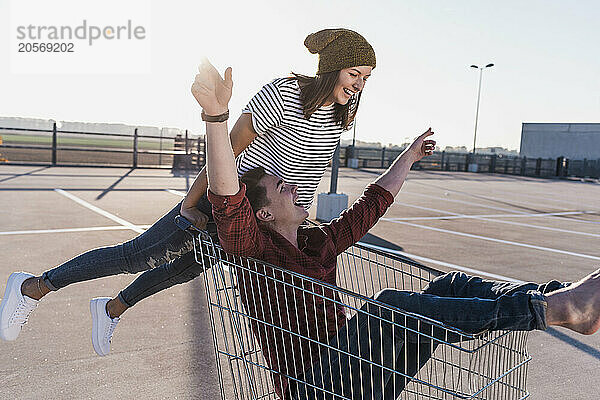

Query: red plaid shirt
(208, 183), (394, 398)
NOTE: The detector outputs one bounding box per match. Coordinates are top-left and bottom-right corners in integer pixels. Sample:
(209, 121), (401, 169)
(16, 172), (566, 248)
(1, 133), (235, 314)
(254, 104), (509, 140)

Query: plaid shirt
(208, 183), (394, 399)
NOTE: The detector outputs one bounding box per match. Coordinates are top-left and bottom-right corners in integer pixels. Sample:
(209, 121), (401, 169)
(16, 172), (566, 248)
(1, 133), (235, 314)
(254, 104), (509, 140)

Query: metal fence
(0, 123), (204, 170)
(1, 125), (598, 179)
(342, 146), (600, 179)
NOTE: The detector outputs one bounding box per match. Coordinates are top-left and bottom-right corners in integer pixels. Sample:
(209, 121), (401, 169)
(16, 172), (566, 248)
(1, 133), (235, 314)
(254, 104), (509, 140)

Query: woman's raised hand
(191, 58), (233, 116)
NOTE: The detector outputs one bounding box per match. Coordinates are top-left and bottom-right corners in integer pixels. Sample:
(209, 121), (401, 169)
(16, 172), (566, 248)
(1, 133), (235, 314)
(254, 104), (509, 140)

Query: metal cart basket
(190, 228), (531, 400)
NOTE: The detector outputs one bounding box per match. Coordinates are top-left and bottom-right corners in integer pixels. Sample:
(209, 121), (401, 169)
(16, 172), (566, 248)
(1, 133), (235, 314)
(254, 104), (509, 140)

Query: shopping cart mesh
(194, 231), (530, 400)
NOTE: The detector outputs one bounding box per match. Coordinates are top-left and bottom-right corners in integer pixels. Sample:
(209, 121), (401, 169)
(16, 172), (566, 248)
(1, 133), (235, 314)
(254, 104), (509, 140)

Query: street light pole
(352, 118), (357, 147)
(470, 63), (494, 154)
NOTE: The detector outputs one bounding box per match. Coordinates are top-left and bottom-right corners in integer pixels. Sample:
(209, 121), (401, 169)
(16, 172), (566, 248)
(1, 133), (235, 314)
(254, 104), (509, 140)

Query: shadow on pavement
(358, 233), (425, 267)
(96, 168), (134, 199)
(544, 327), (600, 361)
(189, 275), (225, 398)
(0, 166), (50, 183)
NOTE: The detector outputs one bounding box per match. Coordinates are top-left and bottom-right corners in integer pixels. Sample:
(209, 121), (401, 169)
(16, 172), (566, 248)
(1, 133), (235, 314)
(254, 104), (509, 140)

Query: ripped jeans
(41, 196), (214, 307)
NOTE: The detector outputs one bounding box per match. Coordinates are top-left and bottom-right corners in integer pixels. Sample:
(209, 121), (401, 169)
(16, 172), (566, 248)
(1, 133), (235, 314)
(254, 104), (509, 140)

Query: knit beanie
(304, 28), (376, 75)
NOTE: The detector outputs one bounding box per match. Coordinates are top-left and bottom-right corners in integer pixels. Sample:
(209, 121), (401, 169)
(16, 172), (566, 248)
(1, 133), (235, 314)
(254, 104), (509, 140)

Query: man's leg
(293, 291), (452, 400)
(371, 286), (549, 399)
(292, 300), (405, 400)
(380, 267), (600, 398)
(375, 287), (547, 338)
(423, 271), (569, 299)
(294, 285), (547, 400)
(545, 268), (600, 335)
(292, 268), (600, 399)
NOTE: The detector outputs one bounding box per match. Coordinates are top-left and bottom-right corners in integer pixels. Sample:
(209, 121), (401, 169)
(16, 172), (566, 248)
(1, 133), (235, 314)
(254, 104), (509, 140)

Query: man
(194, 59), (600, 399)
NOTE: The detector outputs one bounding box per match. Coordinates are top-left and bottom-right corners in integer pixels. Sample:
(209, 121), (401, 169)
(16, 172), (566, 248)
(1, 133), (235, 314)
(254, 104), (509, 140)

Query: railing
(1, 125), (598, 179)
(0, 123), (205, 170)
(342, 146), (600, 179)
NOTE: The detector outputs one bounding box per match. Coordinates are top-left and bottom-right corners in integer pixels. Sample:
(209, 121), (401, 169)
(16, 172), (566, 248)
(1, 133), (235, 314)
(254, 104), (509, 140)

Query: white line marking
(54, 189), (145, 233)
(391, 203), (600, 238)
(165, 189), (186, 197)
(381, 219), (600, 261)
(386, 210), (589, 221)
(0, 225), (152, 236)
(420, 184), (600, 212)
(357, 242), (525, 283)
(402, 191), (600, 225)
(403, 191), (530, 214)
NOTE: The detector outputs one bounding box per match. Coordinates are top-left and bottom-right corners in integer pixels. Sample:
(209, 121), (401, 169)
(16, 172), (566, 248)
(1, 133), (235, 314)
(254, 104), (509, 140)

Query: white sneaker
(90, 297), (120, 356)
(0, 272), (39, 341)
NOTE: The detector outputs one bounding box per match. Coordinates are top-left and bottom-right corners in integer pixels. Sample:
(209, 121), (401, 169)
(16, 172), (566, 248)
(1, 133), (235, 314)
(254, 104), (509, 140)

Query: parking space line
(165, 189), (186, 197)
(415, 184), (600, 212)
(402, 192), (531, 214)
(402, 191), (600, 225)
(381, 219), (600, 261)
(386, 210), (589, 221)
(0, 166), (50, 184)
(0, 225), (152, 236)
(391, 203), (600, 238)
(54, 189), (145, 233)
(358, 242), (525, 283)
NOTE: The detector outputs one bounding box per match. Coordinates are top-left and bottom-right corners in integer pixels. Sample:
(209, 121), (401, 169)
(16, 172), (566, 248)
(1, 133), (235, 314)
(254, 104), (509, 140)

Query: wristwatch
(201, 110), (229, 123)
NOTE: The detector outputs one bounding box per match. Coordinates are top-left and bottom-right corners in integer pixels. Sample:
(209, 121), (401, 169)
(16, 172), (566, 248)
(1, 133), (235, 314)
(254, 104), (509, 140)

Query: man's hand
(180, 203), (209, 230)
(405, 128), (436, 162)
(373, 128), (436, 197)
(191, 58), (233, 116)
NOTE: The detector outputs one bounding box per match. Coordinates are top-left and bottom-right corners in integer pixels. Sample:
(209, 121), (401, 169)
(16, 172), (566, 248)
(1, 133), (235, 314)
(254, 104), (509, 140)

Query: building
(520, 123), (600, 159)
(478, 147), (519, 156)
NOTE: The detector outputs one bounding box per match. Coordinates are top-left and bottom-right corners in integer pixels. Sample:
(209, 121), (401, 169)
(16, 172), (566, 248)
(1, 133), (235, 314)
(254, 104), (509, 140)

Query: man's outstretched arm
(325, 129), (436, 254)
(190, 59), (264, 257)
(180, 114), (257, 227)
(373, 128), (435, 196)
(190, 59), (238, 195)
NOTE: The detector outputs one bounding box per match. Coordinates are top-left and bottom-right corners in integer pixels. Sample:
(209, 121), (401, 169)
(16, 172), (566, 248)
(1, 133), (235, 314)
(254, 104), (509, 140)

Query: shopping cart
(178, 218), (531, 400)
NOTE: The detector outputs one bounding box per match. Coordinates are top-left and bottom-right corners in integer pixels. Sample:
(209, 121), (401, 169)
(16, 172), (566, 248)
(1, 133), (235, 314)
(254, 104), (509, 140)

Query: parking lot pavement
(1, 165), (599, 399)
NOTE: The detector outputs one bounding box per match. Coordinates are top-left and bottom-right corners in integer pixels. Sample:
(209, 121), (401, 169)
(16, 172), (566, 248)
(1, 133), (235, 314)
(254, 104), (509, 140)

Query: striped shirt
(237, 77), (353, 209)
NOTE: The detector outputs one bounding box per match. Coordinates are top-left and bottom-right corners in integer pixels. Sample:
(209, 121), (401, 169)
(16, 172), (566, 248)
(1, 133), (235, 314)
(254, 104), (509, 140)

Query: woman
(0, 28), (376, 356)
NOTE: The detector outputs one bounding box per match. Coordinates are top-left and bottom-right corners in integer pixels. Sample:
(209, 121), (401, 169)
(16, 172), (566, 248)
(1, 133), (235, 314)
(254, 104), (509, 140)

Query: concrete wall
(520, 123), (600, 159)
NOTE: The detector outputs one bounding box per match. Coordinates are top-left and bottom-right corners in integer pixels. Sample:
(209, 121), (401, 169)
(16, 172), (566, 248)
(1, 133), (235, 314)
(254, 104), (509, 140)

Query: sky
(1, 0), (599, 150)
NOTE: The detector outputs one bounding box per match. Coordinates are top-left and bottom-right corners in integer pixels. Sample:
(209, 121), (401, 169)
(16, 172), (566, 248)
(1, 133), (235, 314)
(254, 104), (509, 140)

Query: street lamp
(470, 63), (494, 154)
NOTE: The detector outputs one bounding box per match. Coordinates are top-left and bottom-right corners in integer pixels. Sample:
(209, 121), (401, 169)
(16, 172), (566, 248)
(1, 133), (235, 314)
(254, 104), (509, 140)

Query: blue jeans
(290, 272), (567, 400)
(41, 196), (214, 307)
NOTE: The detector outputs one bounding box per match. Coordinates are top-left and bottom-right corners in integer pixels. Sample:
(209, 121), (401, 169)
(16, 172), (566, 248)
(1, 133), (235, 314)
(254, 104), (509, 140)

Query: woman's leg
(30, 202), (192, 297)
(104, 194), (216, 314)
(3, 201), (194, 342)
(117, 251), (207, 308)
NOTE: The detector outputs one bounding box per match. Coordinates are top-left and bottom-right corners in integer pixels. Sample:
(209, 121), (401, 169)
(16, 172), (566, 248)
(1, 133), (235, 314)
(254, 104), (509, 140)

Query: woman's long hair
(292, 71), (361, 130)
